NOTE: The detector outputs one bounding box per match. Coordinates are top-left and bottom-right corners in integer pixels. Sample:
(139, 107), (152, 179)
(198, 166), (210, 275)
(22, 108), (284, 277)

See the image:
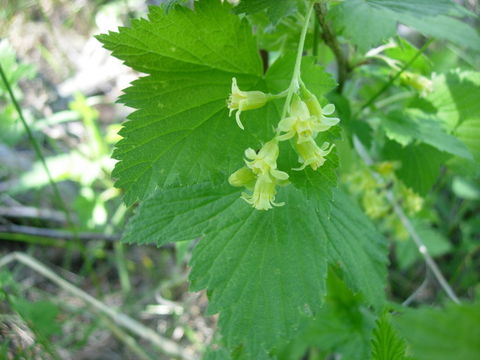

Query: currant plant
(97, 0), (480, 358)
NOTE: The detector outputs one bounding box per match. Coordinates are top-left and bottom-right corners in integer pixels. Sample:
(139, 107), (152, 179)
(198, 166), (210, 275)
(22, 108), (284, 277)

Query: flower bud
(400, 72), (433, 94)
(228, 166), (256, 189)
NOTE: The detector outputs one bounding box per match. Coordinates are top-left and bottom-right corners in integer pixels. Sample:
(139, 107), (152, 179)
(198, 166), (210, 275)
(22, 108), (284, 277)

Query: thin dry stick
(0, 224), (120, 242)
(353, 136), (461, 304)
(0, 252), (195, 360)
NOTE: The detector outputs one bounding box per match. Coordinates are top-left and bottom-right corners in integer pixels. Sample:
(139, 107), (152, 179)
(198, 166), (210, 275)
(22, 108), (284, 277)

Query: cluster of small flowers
(344, 162), (424, 240)
(227, 78), (340, 210)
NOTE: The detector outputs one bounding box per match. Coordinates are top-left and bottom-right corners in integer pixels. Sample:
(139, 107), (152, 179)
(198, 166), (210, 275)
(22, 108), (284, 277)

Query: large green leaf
(394, 303), (480, 360)
(122, 182), (387, 356)
(366, 0), (462, 16)
(397, 14), (480, 53)
(233, 0), (297, 24)
(102, 2), (388, 356)
(381, 110), (472, 159)
(97, 1), (263, 205)
(332, 0), (397, 51)
(428, 70), (480, 129)
(455, 118), (480, 162)
(383, 141), (449, 195)
(334, 0), (480, 52)
(325, 191), (387, 309)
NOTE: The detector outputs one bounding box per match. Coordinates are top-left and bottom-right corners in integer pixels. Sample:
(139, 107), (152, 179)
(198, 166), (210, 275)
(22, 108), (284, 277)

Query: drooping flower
(242, 173), (285, 211)
(243, 139), (288, 181)
(277, 95), (339, 143)
(230, 139), (289, 210)
(293, 139), (335, 171)
(228, 77), (269, 130)
(303, 91), (340, 132)
(277, 96), (318, 143)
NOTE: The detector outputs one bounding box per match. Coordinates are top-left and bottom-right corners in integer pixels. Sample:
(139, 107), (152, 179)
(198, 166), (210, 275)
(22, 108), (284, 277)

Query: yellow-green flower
(242, 173), (285, 211)
(294, 139), (334, 171)
(303, 91), (340, 132)
(244, 139), (288, 181)
(277, 97), (318, 143)
(277, 95), (339, 143)
(230, 139), (289, 210)
(228, 77), (269, 130)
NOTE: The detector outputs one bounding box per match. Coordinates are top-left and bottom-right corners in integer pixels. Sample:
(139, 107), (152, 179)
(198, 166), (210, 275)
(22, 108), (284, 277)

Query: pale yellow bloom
(242, 173), (285, 211)
(228, 77), (268, 130)
(303, 92), (340, 132)
(277, 96), (339, 143)
(230, 139), (289, 210)
(244, 139), (288, 181)
(294, 139), (334, 171)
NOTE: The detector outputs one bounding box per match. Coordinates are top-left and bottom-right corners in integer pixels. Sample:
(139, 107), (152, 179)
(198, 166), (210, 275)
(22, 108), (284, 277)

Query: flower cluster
(227, 79), (340, 210)
(344, 162), (424, 240)
(228, 140), (288, 210)
(277, 92), (338, 170)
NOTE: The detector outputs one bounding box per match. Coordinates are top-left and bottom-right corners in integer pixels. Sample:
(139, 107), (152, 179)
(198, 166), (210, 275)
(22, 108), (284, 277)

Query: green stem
(359, 38), (434, 112)
(281, 1), (315, 119)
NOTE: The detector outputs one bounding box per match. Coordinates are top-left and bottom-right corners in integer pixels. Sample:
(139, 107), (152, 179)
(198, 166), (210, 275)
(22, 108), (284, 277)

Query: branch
(0, 206), (66, 223)
(315, 2), (349, 93)
(0, 252), (194, 360)
(359, 38), (433, 111)
(0, 224), (120, 242)
(353, 136), (461, 304)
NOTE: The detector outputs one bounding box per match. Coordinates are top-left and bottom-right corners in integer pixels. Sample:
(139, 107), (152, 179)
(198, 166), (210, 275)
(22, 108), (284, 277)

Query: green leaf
(233, 0), (297, 24)
(334, 0), (479, 52)
(384, 38), (431, 75)
(428, 70), (480, 129)
(97, 1), (263, 205)
(383, 141), (449, 196)
(455, 118), (480, 162)
(276, 270), (376, 360)
(123, 183), (387, 355)
(203, 347), (232, 360)
(396, 14), (480, 52)
(381, 110), (472, 159)
(325, 191), (388, 309)
(394, 303), (480, 360)
(176, 184), (331, 356)
(12, 298), (62, 339)
(371, 313), (413, 360)
(161, 0), (189, 13)
(367, 0), (461, 16)
(333, 0), (397, 51)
